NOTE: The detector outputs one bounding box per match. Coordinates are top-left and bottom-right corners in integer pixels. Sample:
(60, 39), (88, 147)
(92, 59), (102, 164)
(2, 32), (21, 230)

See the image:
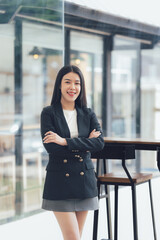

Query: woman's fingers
(90, 129), (96, 134)
(43, 132), (64, 145)
(89, 129), (101, 138)
(44, 131), (54, 136)
(43, 136), (53, 143)
(92, 130), (100, 135)
(43, 131), (54, 140)
(43, 131), (56, 143)
(94, 132), (101, 137)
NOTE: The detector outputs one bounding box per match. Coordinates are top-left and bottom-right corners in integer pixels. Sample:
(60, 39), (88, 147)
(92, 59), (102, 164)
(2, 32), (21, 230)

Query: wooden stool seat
(98, 172), (153, 184)
(92, 145), (157, 240)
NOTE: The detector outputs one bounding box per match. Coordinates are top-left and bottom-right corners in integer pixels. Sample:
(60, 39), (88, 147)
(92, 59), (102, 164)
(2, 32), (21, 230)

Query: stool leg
(148, 180), (157, 240)
(104, 184), (112, 239)
(93, 209), (99, 240)
(93, 182), (100, 240)
(131, 184), (138, 240)
(114, 185), (119, 240)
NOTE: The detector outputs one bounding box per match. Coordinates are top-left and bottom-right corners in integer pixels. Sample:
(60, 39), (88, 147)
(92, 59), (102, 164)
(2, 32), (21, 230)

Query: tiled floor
(0, 177), (160, 240)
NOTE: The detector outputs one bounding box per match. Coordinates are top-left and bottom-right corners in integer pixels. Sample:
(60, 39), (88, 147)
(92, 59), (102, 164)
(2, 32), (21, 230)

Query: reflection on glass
(0, 0), (64, 225)
(0, 0), (63, 24)
(70, 31), (103, 121)
(141, 45), (160, 140)
(23, 152), (42, 189)
(140, 44), (160, 171)
(0, 154), (15, 194)
(0, 23), (16, 222)
(0, 194), (15, 220)
(21, 20), (64, 214)
(111, 36), (140, 137)
(110, 36), (141, 173)
(23, 188), (42, 213)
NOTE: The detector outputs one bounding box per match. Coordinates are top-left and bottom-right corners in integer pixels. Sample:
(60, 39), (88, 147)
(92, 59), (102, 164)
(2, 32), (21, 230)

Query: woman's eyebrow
(64, 78), (80, 81)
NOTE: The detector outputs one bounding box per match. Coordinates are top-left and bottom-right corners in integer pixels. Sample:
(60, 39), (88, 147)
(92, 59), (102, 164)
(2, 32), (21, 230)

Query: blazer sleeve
(41, 107), (67, 154)
(66, 110), (104, 152)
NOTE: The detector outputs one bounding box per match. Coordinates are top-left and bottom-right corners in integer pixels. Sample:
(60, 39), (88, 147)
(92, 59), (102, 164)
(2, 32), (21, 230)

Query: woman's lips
(67, 92), (76, 96)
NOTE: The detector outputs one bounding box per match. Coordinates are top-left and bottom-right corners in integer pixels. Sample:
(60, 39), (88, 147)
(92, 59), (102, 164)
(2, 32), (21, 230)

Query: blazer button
(80, 172), (84, 176)
(79, 158), (83, 162)
(63, 159), (68, 163)
(65, 173), (70, 177)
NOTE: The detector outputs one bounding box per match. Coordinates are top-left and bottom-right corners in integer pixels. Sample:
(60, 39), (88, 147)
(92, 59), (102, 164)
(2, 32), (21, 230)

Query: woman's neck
(61, 99), (75, 111)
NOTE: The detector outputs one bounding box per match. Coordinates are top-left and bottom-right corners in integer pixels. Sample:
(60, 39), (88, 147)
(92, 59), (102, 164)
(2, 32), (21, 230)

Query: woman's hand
(89, 129), (101, 138)
(43, 131), (67, 146)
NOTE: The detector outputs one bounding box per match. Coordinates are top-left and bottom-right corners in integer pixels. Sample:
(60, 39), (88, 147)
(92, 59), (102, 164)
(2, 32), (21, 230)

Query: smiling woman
(40, 65), (104, 240)
(60, 72), (81, 109)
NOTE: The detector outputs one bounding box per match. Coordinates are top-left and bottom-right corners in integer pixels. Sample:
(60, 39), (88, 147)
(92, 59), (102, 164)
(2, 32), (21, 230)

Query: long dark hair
(51, 65), (87, 108)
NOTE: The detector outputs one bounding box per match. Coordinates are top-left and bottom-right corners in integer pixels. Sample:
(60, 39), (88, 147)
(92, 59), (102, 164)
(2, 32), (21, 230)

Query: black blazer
(41, 102), (104, 200)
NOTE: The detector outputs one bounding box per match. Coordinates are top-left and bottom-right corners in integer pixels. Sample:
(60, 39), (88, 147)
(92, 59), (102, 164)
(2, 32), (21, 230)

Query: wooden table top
(104, 137), (160, 146)
(92, 137), (160, 163)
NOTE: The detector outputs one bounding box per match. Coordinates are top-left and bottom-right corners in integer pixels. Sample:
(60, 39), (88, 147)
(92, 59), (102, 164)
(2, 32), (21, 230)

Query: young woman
(41, 65), (104, 240)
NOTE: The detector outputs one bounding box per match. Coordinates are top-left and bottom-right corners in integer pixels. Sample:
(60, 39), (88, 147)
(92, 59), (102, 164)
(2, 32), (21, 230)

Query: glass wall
(109, 36), (141, 172)
(0, 23), (15, 222)
(0, 0), (64, 224)
(111, 36), (141, 138)
(140, 44), (160, 171)
(70, 31), (103, 122)
(22, 21), (63, 214)
(111, 35), (160, 172)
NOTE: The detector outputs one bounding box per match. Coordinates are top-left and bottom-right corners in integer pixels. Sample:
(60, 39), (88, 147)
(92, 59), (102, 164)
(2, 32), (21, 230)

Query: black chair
(92, 145), (157, 240)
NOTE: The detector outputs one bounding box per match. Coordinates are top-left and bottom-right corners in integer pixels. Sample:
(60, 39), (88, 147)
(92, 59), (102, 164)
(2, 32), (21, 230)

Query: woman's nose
(70, 83), (75, 89)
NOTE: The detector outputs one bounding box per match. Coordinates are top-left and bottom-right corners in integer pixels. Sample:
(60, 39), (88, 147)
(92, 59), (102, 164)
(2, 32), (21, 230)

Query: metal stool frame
(92, 145), (157, 240)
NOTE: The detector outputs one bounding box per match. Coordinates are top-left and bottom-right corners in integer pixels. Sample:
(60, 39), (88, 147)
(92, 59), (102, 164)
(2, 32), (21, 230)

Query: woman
(41, 65), (104, 240)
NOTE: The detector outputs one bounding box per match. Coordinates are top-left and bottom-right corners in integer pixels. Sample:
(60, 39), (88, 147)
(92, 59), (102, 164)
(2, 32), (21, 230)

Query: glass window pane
(22, 21), (64, 213)
(0, 23), (15, 221)
(70, 31), (103, 121)
(141, 45), (160, 172)
(0, 0), (64, 224)
(111, 36), (140, 137)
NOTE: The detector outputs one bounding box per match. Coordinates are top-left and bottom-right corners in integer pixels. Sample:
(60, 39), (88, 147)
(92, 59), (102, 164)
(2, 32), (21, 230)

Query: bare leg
(54, 211), (81, 240)
(76, 211), (88, 237)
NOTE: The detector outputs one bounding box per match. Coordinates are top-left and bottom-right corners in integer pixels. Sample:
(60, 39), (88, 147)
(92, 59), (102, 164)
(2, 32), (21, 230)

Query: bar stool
(92, 145), (157, 240)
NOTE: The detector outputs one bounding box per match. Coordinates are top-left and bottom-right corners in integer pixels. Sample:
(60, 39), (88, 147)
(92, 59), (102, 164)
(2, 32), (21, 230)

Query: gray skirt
(42, 196), (99, 212)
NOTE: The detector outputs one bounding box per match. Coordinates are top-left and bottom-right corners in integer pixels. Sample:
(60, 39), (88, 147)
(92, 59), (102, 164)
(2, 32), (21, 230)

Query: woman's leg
(54, 211), (81, 240)
(75, 211), (88, 237)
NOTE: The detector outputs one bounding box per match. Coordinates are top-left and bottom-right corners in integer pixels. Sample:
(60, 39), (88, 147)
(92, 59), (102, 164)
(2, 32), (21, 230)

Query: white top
(63, 109), (78, 138)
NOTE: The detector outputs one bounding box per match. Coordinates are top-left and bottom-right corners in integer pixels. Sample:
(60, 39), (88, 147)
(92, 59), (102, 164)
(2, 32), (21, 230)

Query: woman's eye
(76, 82), (80, 85)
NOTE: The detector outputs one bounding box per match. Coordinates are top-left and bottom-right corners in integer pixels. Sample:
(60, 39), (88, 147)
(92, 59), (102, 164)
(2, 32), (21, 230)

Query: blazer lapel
(76, 105), (90, 138)
(54, 102), (71, 138)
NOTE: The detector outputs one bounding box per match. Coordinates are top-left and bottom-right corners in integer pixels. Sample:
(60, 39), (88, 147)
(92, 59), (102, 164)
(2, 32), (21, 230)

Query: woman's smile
(67, 91), (76, 97)
(60, 72), (81, 105)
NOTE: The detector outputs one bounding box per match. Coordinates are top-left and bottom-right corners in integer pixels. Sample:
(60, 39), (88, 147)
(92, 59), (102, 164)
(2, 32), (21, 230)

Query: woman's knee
(64, 231), (80, 240)
(53, 212), (81, 240)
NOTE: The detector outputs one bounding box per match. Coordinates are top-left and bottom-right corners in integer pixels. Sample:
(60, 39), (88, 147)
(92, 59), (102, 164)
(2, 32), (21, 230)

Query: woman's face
(60, 72), (81, 104)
